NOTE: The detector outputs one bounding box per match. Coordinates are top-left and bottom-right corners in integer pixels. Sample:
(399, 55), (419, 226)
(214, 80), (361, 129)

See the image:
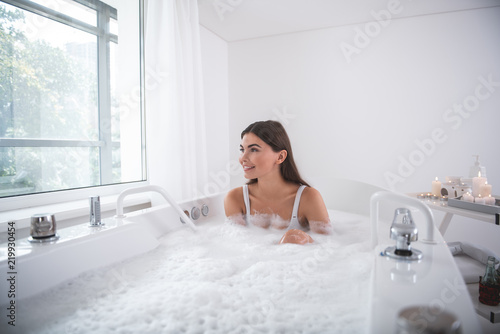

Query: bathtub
(369, 191), (481, 333)
(0, 186), (481, 333)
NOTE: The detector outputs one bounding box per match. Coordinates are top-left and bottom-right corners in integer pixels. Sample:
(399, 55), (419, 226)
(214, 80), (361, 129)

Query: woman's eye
(239, 147), (258, 153)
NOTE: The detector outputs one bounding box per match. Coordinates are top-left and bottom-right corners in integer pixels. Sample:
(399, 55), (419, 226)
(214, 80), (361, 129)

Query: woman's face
(239, 132), (282, 180)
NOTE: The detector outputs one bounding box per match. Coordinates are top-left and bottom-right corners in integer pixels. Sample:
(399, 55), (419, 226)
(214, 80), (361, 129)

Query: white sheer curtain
(145, 0), (208, 201)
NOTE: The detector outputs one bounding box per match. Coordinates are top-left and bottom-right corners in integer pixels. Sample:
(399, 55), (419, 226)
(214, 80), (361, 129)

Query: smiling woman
(224, 120), (332, 244)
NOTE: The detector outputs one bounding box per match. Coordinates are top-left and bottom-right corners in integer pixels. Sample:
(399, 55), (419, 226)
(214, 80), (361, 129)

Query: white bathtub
(369, 191), (481, 333)
(0, 187), (481, 333)
(0, 192), (224, 302)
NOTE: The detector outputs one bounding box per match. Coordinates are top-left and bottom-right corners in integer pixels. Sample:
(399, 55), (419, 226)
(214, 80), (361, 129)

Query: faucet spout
(89, 196), (103, 226)
(370, 191), (435, 249)
(115, 185), (197, 231)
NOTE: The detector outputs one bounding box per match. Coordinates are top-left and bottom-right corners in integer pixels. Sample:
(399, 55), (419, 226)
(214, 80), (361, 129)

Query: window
(0, 0), (145, 201)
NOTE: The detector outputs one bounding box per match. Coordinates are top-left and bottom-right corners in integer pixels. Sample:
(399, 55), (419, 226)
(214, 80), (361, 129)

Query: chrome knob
(385, 208), (423, 261)
(390, 208), (418, 255)
(30, 213), (56, 239)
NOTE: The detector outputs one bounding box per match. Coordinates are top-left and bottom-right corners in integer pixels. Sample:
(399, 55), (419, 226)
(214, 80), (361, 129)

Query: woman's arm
(224, 187), (246, 226)
(301, 187), (332, 234)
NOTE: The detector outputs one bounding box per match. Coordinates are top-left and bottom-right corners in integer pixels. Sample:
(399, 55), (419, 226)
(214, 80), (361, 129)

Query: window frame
(0, 0), (147, 211)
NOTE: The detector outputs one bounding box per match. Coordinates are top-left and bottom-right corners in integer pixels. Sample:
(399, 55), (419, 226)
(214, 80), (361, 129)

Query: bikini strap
(242, 185), (250, 216)
(291, 185), (307, 220)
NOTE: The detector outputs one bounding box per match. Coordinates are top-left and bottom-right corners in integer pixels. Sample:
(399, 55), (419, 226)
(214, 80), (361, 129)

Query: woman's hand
(279, 229), (314, 244)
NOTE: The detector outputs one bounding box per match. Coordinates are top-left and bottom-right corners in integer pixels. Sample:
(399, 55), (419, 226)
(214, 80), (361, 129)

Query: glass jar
(479, 256), (500, 306)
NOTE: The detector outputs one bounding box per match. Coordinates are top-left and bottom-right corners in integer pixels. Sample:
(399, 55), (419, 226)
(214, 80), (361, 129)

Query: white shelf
(407, 193), (499, 234)
(428, 201), (497, 223)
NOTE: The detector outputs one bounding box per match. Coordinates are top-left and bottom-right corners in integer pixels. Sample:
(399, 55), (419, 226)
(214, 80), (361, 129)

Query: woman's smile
(224, 120), (332, 248)
(238, 132), (285, 181)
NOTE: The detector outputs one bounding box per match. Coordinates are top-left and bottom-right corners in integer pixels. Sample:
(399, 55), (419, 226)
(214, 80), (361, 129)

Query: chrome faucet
(28, 213), (60, 243)
(115, 185), (197, 231)
(386, 208), (422, 261)
(390, 208), (418, 255)
(89, 196), (103, 226)
(370, 190), (436, 250)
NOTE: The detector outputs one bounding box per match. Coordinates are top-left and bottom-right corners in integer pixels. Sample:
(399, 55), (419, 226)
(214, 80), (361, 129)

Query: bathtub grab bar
(115, 185), (197, 231)
(370, 191), (435, 249)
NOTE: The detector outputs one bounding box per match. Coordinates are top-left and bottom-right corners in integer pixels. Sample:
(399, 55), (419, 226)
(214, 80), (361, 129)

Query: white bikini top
(242, 184), (307, 231)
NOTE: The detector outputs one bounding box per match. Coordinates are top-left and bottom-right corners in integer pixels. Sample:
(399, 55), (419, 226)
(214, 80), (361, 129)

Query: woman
(224, 120), (332, 244)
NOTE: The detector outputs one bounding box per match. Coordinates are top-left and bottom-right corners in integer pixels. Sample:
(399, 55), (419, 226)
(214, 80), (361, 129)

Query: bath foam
(3, 210), (373, 334)
(246, 212), (290, 229)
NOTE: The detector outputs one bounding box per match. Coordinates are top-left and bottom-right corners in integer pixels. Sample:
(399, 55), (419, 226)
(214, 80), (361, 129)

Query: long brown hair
(241, 120), (310, 187)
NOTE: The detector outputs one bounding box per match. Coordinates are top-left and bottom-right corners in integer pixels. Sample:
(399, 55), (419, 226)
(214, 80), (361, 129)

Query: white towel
(448, 241), (499, 283)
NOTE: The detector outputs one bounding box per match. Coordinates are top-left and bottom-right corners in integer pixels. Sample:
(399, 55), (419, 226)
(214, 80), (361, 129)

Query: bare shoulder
(224, 186), (245, 216)
(300, 187), (331, 232)
(301, 186), (325, 203)
(300, 187), (328, 214)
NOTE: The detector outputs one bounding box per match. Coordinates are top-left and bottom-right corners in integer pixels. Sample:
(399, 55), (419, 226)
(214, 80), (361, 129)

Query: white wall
(227, 7), (500, 195)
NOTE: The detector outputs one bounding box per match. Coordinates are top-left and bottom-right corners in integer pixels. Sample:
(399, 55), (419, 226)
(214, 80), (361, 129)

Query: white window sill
(0, 193), (151, 231)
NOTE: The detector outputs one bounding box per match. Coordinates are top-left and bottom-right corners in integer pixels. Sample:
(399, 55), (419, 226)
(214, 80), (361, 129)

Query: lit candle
(472, 171), (487, 197)
(417, 193), (425, 200)
(484, 195), (496, 206)
(462, 192), (474, 203)
(479, 182), (492, 197)
(431, 177), (442, 196)
(475, 194), (486, 205)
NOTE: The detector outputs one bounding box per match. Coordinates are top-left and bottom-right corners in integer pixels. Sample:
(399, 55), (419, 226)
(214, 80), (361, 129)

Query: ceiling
(198, 0), (500, 42)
